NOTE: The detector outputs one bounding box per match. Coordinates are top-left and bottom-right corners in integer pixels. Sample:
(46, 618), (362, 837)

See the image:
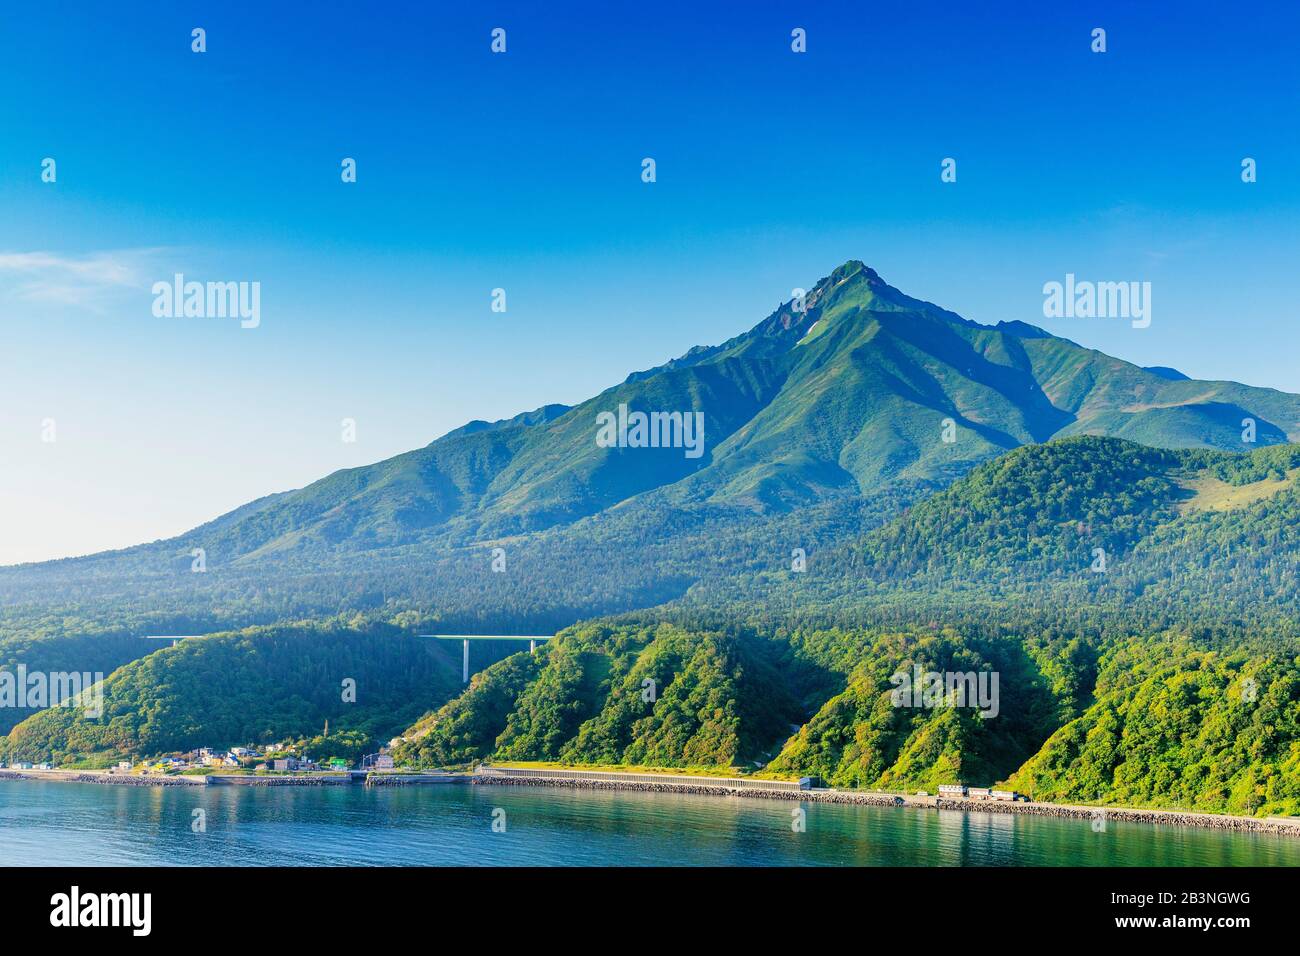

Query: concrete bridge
(142, 635), (205, 647)
(418, 634), (555, 682)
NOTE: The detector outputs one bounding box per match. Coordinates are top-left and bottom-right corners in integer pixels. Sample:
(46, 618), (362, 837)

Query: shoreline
(470, 770), (1300, 838)
(4, 766), (1297, 837)
(0, 768), (208, 787)
(0, 768), (464, 788)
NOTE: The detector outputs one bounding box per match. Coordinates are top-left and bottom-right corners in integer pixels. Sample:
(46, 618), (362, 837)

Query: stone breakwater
(365, 773), (469, 786)
(208, 774), (351, 787)
(471, 772), (1300, 837)
(0, 769), (205, 787)
(68, 773), (205, 788)
(936, 797), (1300, 837)
(0, 769), (354, 788)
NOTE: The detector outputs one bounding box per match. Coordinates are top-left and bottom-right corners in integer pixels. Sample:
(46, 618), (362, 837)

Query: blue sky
(1, 0), (1297, 563)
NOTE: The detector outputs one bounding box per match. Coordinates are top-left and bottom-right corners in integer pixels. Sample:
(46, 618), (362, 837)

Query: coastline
(0, 768), (207, 787)
(4, 766), (1297, 838)
(469, 769), (1300, 838)
(0, 767), (466, 788)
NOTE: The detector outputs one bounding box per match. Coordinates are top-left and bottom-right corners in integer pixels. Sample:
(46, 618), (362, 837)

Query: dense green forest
(393, 622), (802, 770)
(1008, 636), (1300, 816)
(7, 436), (1300, 816)
(390, 619), (1299, 816)
(0, 484), (921, 736)
(0, 621), (517, 766)
(5, 263), (1300, 816)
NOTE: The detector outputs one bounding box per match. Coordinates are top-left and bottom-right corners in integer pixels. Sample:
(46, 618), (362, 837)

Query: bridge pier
(418, 635), (554, 682)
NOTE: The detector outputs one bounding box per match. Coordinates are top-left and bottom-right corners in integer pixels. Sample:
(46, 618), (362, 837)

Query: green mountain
(10, 434), (1300, 815)
(380, 436), (1300, 815)
(7, 261), (1300, 815)
(6, 259), (1298, 675)
(197, 262), (1300, 545)
(8, 260), (1297, 579)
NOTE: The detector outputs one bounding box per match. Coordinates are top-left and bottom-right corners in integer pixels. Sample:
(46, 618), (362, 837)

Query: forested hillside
(6, 262), (1300, 816)
(389, 619), (1298, 815)
(382, 437), (1300, 815)
(0, 621), (509, 766)
(393, 622), (803, 770)
(1008, 636), (1300, 816)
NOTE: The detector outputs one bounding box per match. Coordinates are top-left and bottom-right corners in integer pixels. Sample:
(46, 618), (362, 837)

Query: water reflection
(1, 781), (1296, 867)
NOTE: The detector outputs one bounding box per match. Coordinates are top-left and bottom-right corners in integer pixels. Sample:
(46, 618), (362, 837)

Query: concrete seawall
(470, 769), (1300, 837)
(935, 797), (1300, 837)
(472, 771), (902, 807)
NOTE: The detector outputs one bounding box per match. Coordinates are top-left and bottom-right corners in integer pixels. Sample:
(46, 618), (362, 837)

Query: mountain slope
(13, 436), (1300, 816)
(9, 259), (1298, 579)
(382, 437), (1300, 813)
(6, 261), (1300, 723)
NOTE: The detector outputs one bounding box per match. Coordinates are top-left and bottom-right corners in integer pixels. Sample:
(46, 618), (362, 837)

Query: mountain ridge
(5, 260), (1299, 575)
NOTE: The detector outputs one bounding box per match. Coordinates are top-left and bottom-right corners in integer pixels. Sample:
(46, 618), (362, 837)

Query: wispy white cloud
(0, 248), (169, 310)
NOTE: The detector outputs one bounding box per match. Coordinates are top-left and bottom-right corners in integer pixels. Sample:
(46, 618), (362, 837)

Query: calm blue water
(1, 779), (1297, 866)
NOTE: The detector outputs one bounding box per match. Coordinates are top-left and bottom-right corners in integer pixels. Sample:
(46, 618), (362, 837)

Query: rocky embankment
(472, 773), (904, 807)
(936, 797), (1300, 836)
(0, 768), (354, 787)
(365, 773), (467, 786)
(207, 774), (351, 786)
(471, 772), (1300, 836)
(0, 768), (205, 787)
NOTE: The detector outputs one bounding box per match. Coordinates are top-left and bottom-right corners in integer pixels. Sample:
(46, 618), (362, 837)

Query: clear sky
(1, 0), (1297, 565)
